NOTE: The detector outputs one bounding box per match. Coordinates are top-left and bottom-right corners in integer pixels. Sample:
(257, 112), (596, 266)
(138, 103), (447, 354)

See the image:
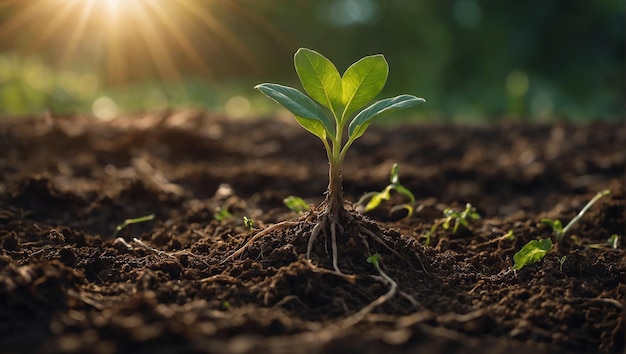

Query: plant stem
(325, 160), (345, 213)
(560, 189), (610, 240)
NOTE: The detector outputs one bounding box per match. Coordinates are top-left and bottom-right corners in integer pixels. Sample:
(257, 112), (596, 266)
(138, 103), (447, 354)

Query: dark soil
(0, 111), (624, 354)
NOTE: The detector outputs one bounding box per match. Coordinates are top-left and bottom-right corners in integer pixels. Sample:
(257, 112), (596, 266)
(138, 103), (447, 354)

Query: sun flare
(0, 0), (291, 84)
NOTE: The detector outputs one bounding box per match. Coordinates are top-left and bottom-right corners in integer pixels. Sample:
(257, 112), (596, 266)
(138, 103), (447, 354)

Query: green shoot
(443, 203), (481, 233)
(427, 203), (481, 242)
(213, 208), (233, 221)
(512, 238), (553, 270)
(255, 48), (424, 218)
(586, 234), (620, 250)
(112, 214), (154, 238)
(357, 163), (416, 217)
(243, 216), (255, 233)
(556, 255), (567, 272)
(283, 196), (310, 214)
(503, 229), (515, 241)
(366, 253), (382, 270)
(542, 189), (610, 242)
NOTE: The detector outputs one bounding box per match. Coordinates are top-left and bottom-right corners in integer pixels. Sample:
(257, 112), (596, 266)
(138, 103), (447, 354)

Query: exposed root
(330, 219), (341, 273)
(223, 199), (425, 326)
(306, 222), (322, 259)
(339, 264), (398, 327)
(221, 220), (299, 264)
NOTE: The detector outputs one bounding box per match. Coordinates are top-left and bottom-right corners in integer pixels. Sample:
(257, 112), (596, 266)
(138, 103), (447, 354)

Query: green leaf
(364, 192), (384, 212)
(294, 48), (343, 116)
(366, 253), (381, 266)
(283, 196), (310, 214)
(512, 238), (553, 270)
(341, 54), (388, 120)
(254, 83), (335, 137)
(394, 185), (415, 204)
(349, 95), (425, 141)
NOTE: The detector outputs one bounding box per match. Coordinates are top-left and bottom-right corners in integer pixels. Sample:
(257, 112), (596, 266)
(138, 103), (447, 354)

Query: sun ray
(142, 0), (213, 78)
(0, 0), (297, 87)
(0, 0), (49, 41)
(132, 1), (180, 82)
(59, 0), (96, 68)
(27, 1), (79, 55)
(178, 0), (257, 71)
(103, 2), (125, 84)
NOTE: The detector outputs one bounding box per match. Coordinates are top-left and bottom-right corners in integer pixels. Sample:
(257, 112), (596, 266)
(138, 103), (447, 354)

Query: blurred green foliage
(0, 0), (623, 121)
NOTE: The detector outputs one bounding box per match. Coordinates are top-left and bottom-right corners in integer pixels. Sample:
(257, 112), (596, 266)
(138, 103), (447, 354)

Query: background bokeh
(0, 0), (623, 121)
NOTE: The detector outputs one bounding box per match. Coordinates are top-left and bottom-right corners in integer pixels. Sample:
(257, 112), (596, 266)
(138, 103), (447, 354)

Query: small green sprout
(366, 253), (382, 270)
(502, 229), (515, 241)
(283, 196), (310, 214)
(243, 216), (255, 233)
(426, 203), (481, 242)
(512, 189), (611, 271)
(541, 189), (610, 242)
(222, 300), (231, 310)
(255, 48), (424, 221)
(586, 234), (620, 250)
(442, 203), (481, 233)
(112, 214), (154, 238)
(556, 255), (567, 272)
(213, 208), (233, 221)
(357, 163), (416, 217)
(512, 238), (553, 270)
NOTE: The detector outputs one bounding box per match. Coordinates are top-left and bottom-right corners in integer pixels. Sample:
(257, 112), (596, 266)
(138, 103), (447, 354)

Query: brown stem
(324, 162), (346, 217)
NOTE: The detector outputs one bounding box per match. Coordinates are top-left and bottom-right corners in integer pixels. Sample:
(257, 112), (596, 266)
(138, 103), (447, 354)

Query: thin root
(339, 266), (398, 327)
(330, 220), (341, 273)
(222, 220), (298, 263)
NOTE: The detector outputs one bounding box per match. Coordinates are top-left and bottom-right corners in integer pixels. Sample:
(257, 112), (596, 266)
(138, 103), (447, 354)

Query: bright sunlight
(0, 0), (286, 84)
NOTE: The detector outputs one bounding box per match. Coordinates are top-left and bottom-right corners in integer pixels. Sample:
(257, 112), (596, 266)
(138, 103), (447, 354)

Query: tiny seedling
(112, 214), (154, 238)
(283, 195), (310, 214)
(585, 234), (620, 251)
(512, 238), (553, 270)
(541, 189), (610, 242)
(442, 203), (481, 234)
(357, 163), (416, 217)
(556, 255), (567, 272)
(243, 216), (255, 233)
(213, 208), (233, 221)
(251, 48), (424, 272)
(512, 189), (611, 271)
(366, 253), (382, 269)
(425, 203), (481, 244)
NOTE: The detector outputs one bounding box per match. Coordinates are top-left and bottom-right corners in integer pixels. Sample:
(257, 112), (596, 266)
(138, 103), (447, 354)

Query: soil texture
(0, 111), (624, 354)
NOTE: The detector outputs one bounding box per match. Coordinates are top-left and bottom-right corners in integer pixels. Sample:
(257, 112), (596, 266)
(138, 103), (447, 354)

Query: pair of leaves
(255, 48), (424, 143)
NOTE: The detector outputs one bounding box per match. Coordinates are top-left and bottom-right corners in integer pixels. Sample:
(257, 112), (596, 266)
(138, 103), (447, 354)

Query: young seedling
(112, 214), (155, 238)
(243, 216), (255, 233)
(425, 203), (481, 244)
(213, 208), (233, 221)
(283, 195), (310, 214)
(512, 238), (553, 270)
(585, 234), (620, 251)
(357, 163), (416, 218)
(556, 255), (567, 272)
(541, 189), (610, 242)
(512, 189), (611, 270)
(248, 48), (424, 272)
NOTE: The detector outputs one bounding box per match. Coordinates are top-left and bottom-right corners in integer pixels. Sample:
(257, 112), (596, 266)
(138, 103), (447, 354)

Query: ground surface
(0, 111), (624, 354)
